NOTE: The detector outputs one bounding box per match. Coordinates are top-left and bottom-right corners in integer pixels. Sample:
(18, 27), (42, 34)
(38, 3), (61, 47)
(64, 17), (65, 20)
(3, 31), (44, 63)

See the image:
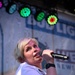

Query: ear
(18, 57), (25, 63)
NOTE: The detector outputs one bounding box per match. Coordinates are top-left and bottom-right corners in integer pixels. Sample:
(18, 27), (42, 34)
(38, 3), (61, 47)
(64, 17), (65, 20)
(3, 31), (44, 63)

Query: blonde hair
(14, 38), (38, 63)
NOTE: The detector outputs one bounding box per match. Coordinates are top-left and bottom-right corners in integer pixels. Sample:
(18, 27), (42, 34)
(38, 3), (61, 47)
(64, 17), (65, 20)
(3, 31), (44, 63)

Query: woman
(14, 37), (57, 75)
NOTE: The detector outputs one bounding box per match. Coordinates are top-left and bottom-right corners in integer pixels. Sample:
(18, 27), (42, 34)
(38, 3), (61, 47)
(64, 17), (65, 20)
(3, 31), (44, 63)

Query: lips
(33, 52), (42, 58)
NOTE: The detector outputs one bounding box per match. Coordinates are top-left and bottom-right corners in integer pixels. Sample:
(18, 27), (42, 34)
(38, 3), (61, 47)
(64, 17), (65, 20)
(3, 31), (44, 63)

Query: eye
(33, 44), (38, 48)
(26, 47), (31, 52)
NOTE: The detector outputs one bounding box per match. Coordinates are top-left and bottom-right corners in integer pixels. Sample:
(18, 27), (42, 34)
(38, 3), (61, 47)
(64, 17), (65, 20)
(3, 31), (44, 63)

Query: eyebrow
(24, 45), (30, 51)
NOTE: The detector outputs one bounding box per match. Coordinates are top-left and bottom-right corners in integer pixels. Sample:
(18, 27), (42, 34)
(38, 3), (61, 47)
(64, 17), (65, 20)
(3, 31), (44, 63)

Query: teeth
(33, 51), (42, 57)
(33, 52), (36, 56)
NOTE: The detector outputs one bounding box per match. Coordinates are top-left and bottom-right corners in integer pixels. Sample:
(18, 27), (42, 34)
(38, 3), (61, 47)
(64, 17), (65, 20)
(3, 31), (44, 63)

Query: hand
(42, 49), (54, 64)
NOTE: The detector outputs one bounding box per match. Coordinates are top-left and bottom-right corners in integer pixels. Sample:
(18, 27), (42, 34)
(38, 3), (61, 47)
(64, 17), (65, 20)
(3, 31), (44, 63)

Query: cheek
(37, 47), (41, 51)
(23, 52), (33, 60)
(24, 52), (35, 64)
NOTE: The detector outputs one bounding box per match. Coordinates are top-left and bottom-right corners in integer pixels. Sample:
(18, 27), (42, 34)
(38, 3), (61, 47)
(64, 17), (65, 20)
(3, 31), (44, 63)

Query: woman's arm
(42, 49), (57, 75)
(46, 65), (57, 75)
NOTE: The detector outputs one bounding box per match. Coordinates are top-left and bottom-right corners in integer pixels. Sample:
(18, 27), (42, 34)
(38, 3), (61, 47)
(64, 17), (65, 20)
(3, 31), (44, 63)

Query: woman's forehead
(26, 40), (37, 45)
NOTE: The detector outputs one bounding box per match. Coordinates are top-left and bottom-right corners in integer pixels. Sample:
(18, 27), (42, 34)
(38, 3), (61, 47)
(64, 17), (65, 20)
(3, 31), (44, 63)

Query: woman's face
(23, 40), (43, 67)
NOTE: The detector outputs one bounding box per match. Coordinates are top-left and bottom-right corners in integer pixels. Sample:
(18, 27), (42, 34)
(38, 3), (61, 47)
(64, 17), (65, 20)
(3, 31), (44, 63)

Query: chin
(36, 58), (43, 63)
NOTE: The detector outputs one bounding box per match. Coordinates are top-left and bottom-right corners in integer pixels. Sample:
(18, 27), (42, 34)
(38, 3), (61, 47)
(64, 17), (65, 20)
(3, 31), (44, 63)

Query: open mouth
(33, 52), (42, 58)
(35, 54), (41, 58)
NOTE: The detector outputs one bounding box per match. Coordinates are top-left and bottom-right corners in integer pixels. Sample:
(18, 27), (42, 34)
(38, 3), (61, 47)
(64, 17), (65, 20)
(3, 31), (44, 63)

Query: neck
(34, 63), (42, 69)
(27, 62), (42, 69)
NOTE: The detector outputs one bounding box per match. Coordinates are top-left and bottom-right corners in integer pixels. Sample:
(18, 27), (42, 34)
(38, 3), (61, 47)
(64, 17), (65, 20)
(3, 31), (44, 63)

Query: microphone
(39, 51), (43, 57)
(39, 51), (69, 60)
(51, 52), (69, 60)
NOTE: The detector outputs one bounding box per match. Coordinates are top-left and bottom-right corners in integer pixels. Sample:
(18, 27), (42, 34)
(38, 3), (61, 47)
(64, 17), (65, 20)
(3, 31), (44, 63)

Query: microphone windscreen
(39, 51), (43, 56)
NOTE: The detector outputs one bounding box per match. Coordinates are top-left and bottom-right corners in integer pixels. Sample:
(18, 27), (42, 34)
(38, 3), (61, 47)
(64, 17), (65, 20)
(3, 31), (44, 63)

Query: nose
(34, 47), (41, 52)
